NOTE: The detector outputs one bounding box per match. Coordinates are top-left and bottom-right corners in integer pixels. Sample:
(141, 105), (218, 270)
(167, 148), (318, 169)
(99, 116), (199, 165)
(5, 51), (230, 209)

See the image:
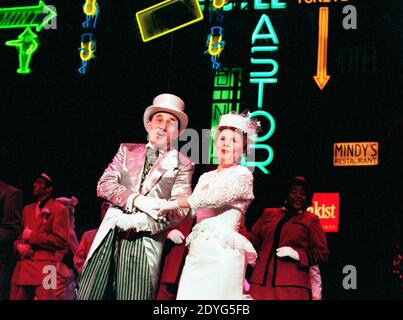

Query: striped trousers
(75, 228), (153, 300)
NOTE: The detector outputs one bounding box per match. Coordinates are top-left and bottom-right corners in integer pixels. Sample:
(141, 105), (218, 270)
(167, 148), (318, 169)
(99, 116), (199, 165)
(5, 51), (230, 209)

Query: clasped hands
(16, 228), (34, 259)
(111, 195), (180, 231)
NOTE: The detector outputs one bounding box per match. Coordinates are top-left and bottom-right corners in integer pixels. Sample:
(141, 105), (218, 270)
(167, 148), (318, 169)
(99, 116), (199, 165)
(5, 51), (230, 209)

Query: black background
(0, 0), (402, 299)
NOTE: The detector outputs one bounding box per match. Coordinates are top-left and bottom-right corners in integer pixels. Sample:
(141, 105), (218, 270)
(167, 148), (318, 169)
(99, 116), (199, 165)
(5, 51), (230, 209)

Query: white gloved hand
(167, 229), (185, 244)
(276, 246), (300, 261)
(133, 195), (165, 220)
(114, 212), (148, 232)
(104, 209), (121, 228)
(157, 200), (179, 219)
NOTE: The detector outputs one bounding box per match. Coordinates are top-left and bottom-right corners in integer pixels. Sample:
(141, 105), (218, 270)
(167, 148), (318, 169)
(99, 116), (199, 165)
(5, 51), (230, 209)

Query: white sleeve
(187, 170), (254, 211)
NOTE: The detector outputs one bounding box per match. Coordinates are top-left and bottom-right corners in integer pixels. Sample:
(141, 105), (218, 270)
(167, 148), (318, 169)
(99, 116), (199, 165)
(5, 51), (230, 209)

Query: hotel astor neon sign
(245, 0), (286, 174)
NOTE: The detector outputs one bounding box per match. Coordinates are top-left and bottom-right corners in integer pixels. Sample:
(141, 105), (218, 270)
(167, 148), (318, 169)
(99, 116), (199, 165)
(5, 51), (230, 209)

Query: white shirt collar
(146, 142), (167, 154)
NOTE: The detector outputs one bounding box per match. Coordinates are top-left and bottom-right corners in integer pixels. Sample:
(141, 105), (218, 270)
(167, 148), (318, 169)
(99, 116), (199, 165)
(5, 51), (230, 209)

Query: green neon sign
(0, 1), (56, 31)
(209, 68), (242, 164)
(0, 1), (57, 74)
(254, 0), (286, 10)
(5, 28), (39, 74)
(241, 110), (276, 174)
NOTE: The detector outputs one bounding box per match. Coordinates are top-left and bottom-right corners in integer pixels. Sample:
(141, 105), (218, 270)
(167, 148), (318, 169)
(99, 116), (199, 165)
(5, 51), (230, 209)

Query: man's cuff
(125, 193), (137, 212)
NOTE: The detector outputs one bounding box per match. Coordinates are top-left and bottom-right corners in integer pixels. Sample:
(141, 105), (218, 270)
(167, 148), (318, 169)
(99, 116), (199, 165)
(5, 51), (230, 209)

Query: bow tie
(147, 147), (159, 159)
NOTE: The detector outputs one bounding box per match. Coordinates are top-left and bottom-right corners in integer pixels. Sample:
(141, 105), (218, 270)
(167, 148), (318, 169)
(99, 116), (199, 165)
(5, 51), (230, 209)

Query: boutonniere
(161, 153), (178, 170)
(41, 208), (50, 224)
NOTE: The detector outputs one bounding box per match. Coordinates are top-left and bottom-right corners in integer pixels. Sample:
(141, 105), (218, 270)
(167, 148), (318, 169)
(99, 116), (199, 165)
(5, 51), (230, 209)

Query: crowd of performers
(0, 94), (329, 300)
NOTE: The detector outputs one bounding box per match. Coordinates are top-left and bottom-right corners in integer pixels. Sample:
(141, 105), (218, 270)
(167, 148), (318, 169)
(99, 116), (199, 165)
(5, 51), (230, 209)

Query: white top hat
(217, 112), (259, 140)
(143, 93), (188, 134)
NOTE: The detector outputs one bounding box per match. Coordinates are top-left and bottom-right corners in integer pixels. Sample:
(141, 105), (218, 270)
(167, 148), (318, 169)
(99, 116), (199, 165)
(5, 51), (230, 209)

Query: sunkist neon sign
(243, 0), (286, 174)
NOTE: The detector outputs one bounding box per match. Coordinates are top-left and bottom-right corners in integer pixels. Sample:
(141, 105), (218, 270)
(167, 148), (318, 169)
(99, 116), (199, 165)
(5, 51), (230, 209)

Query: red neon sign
(307, 193), (340, 233)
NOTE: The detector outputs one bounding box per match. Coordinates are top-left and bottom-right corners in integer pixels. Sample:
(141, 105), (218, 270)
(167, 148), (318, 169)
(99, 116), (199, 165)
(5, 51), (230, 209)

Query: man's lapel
(125, 144), (147, 193)
(30, 203), (42, 231)
(141, 149), (178, 195)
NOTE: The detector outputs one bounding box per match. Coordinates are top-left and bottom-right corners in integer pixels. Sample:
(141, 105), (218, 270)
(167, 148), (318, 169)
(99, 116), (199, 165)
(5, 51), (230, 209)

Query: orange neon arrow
(314, 7), (331, 90)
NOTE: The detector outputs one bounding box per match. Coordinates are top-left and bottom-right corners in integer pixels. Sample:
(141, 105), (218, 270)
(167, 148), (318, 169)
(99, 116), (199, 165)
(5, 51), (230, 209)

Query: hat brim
(143, 106), (188, 135)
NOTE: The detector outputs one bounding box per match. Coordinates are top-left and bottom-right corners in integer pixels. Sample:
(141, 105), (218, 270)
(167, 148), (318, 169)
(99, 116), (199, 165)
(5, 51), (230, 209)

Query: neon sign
(254, 0), (286, 10)
(333, 142), (379, 166)
(84, 0), (98, 16)
(307, 193), (340, 233)
(0, 1), (56, 31)
(198, 1), (248, 11)
(204, 1), (227, 69)
(205, 26), (225, 69)
(0, 1), (57, 74)
(136, 0), (203, 42)
(5, 28), (39, 74)
(79, 33), (96, 61)
(248, 2), (285, 174)
(209, 68), (242, 164)
(297, 0), (354, 89)
(314, 7), (330, 90)
(212, 0), (228, 10)
(78, 0), (99, 75)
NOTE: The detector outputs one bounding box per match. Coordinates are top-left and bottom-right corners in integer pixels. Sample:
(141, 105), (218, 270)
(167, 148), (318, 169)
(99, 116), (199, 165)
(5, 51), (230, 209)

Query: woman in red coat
(249, 176), (329, 300)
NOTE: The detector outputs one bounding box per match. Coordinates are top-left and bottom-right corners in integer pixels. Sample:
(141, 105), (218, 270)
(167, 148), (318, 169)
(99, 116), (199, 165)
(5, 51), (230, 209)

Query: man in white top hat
(76, 93), (194, 300)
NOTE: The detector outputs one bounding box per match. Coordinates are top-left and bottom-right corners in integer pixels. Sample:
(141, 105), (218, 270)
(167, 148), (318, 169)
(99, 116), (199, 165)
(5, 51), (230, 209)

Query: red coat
(158, 215), (194, 284)
(249, 208), (329, 290)
(74, 229), (97, 274)
(0, 181), (23, 299)
(12, 199), (70, 285)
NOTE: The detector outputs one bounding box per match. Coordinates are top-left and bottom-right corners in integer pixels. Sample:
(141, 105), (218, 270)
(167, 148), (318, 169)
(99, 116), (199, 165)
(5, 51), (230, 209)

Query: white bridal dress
(176, 165), (257, 300)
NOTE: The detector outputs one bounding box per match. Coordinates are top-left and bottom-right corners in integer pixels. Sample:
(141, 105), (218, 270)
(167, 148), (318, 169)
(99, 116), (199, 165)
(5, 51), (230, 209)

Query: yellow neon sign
(80, 40), (96, 61)
(212, 0), (228, 9)
(84, 0), (97, 16)
(208, 36), (223, 56)
(136, 0), (203, 42)
(207, 27), (224, 56)
(313, 7), (330, 90)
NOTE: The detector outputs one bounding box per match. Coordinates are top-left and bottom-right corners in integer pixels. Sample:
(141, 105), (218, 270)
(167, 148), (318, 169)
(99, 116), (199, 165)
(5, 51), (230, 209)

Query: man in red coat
(156, 214), (194, 300)
(10, 173), (70, 300)
(74, 201), (110, 274)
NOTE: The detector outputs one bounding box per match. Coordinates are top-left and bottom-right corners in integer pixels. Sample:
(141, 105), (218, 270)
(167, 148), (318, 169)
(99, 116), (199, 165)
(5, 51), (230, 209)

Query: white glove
(167, 229), (185, 244)
(276, 246), (300, 261)
(104, 208), (121, 229)
(133, 195), (165, 220)
(157, 200), (179, 219)
(114, 212), (149, 232)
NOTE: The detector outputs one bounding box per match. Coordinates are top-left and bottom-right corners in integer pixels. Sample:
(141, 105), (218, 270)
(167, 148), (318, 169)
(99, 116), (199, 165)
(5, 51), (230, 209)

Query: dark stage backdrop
(0, 0), (401, 299)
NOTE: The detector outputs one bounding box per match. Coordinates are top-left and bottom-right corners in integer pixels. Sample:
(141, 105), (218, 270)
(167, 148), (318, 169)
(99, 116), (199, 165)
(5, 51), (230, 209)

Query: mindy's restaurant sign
(333, 142), (379, 166)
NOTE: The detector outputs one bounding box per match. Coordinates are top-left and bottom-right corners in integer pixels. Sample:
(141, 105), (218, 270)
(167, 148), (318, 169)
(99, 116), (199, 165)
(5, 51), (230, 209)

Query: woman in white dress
(158, 112), (259, 300)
